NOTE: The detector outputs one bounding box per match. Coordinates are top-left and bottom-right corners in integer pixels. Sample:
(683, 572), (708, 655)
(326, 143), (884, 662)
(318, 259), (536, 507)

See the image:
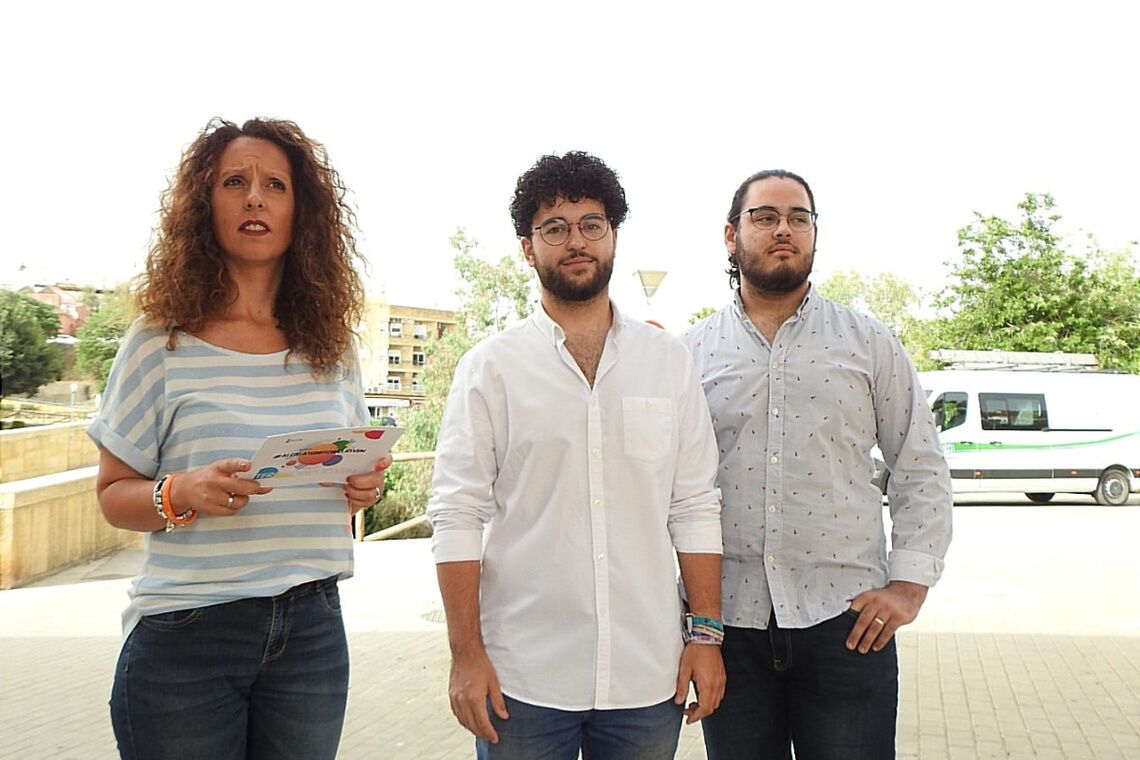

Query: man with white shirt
(682, 169), (953, 759)
(428, 151), (725, 759)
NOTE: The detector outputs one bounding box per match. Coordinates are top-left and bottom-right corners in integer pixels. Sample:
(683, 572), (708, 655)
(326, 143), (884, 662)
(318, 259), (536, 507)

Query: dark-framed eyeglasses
(730, 207), (817, 232)
(532, 213), (610, 246)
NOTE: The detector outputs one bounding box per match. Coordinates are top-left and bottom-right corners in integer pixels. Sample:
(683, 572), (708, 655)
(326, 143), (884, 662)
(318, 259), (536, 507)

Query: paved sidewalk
(2, 503), (1139, 759)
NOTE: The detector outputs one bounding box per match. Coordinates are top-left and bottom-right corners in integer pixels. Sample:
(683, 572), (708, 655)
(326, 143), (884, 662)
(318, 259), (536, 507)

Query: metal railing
(354, 451), (436, 541)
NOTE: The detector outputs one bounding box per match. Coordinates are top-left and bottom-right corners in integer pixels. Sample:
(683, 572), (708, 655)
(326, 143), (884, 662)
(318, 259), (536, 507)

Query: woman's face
(210, 136), (295, 265)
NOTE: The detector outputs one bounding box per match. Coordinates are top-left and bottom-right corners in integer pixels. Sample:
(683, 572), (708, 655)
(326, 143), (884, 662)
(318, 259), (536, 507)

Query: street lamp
(633, 270), (668, 328)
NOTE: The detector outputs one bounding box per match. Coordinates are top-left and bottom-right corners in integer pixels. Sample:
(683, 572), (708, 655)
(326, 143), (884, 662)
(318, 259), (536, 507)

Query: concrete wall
(0, 423), (138, 589)
(0, 420), (99, 484)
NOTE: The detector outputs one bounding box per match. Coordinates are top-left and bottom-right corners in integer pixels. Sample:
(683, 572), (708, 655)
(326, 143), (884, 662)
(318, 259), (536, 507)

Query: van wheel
(1094, 469), (1131, 506)
(1025, 493), (1054, 504)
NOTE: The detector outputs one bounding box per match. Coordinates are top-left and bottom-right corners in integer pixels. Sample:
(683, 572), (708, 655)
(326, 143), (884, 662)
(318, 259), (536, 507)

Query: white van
(917, 370), (1140, 505)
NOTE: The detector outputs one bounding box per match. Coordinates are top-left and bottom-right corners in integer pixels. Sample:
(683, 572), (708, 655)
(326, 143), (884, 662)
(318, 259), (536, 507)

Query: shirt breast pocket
(622, 396), (674, 464)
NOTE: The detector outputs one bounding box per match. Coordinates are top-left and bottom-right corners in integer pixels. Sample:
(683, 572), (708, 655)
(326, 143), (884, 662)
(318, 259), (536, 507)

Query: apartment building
(358, 298), (456, 422)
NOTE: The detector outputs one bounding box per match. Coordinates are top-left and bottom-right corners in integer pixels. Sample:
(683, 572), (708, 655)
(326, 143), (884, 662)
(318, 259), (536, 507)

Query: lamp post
(633, 269), (667, 329)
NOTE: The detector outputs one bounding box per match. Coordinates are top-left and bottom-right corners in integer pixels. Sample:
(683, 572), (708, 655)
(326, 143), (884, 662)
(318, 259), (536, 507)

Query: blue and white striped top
(88, 319), (370, 636)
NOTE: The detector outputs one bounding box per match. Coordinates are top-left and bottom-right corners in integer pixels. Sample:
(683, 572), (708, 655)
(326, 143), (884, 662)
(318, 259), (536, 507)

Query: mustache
(560, 254), (596, 264)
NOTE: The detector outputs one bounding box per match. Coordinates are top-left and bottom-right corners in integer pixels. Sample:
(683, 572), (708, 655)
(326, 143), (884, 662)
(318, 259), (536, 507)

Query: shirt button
(597, 553), (605, 560)
(591, 449), (600, 456)
(772, 408), (780, 417)
(771, 361), (779, 369)
(767, 555), (775, 564)
(770, 455), (778, 464)
(767, 505), (777, 513)
(594, 499), (601, 507)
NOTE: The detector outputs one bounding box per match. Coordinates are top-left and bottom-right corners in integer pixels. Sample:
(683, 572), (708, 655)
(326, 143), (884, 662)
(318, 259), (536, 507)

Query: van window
(979, 393), (1048, 431)
(931, 392), (968, 432)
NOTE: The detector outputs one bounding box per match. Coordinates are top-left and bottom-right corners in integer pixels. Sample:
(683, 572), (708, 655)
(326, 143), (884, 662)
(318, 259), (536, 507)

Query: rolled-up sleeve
(427, 354), (500, 563)
(667, 357), (723, 554)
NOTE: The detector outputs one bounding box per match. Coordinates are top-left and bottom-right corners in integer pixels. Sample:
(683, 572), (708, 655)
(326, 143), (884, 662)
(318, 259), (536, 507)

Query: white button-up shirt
(428, 303), (722, 710)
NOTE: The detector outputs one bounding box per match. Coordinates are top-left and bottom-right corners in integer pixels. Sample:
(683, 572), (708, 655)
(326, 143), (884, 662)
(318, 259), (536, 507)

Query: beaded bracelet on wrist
(682, 613), (725, 646)
(153, 474), (197, 532)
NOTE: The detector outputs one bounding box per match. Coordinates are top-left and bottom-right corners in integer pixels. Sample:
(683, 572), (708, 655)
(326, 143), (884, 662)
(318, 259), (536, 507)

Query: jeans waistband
(278, 575), (338, 599)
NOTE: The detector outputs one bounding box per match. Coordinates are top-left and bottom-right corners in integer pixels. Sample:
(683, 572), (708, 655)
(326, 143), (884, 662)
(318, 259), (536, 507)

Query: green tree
(76, 287), (133, 393)
(367, 229), (535, 535)
(0, 290), (63, 400)
(934, 193), (1140, 372)
(688, 306), (716, 324)
(816, 270), (939, 367)
(817, 270), (920, 337)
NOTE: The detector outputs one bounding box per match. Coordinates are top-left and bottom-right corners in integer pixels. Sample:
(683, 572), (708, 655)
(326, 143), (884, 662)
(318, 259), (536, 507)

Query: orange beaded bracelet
(156, 473), (197, 530)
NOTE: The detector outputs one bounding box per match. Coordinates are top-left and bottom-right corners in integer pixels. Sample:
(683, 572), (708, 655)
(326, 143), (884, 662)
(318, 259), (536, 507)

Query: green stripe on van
(948, 429), (1140, 452)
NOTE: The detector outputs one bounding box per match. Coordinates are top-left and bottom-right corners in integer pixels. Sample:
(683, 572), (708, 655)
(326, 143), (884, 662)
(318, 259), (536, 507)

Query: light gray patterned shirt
(681, 288), (952, 629)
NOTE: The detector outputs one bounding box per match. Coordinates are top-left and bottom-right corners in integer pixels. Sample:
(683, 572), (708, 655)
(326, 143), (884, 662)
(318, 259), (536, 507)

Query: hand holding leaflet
(236, 427), (404, 487)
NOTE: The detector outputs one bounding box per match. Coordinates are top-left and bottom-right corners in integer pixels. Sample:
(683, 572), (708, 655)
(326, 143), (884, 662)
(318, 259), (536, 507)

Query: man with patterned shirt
(681, 169), (953, 759)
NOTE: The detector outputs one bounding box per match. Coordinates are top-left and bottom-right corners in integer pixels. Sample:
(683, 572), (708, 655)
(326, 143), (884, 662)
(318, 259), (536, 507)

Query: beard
(735, 244), (814, 295)
(535, 253), (615, 302)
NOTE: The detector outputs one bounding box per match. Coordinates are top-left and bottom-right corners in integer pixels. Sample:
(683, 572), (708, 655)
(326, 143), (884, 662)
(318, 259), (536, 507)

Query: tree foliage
(367, 229), (535, 536)
(403, 229), (535, 453)
(688, 306), (716, 324)
(0, 290), (63, 400)
(76, 286), (133, 393)
(816, 270), (938, 367)
(817, 271), (920, 337)
(934, 193), (1140, 372)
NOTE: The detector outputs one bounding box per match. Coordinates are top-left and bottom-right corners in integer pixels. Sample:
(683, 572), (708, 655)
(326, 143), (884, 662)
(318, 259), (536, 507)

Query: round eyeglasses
(731, 207), (817, 232)
(532, 214), (611, 246)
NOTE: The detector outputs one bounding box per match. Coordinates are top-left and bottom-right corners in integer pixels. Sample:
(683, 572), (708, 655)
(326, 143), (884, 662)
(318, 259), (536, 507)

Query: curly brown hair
(136, 117), (364, 377)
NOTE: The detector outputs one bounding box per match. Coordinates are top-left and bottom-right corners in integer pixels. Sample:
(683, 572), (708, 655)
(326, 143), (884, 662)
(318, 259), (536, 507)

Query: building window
(388, 350), (401, 365)
(412, 351), (426, 366)
(413, 323), (429, 340)
(386, 376), (402, 391)
(389, 321), (403, 337)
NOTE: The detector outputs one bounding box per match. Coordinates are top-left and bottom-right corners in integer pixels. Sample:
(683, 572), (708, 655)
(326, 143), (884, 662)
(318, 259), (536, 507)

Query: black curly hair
(510, 151), (629, 237)
(725, 169), (816, 290)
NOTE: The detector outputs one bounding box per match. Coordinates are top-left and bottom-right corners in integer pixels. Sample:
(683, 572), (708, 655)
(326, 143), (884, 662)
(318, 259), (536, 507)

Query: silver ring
(873, 617), (886, 626)
(374, 487), (381, 501)
(226, 493), (235, 508)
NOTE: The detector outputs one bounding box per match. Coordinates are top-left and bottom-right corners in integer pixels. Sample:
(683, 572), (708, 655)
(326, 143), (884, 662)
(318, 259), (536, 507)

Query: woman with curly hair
(88, 117), (387, 759)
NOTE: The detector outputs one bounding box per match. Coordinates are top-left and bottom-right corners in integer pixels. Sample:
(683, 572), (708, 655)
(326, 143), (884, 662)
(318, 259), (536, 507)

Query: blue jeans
(703, 609), (898, 760)
(476, 695), (683, 760)
(109, 576), (349, 760)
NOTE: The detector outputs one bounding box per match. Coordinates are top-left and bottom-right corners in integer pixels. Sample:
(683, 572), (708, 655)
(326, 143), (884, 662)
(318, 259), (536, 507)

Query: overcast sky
(2, 1), (1136, 329)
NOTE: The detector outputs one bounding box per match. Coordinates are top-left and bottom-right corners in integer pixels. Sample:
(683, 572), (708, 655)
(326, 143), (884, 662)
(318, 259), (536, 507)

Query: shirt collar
(530, 299), (626, 344)
(731, 283), (816, 325)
